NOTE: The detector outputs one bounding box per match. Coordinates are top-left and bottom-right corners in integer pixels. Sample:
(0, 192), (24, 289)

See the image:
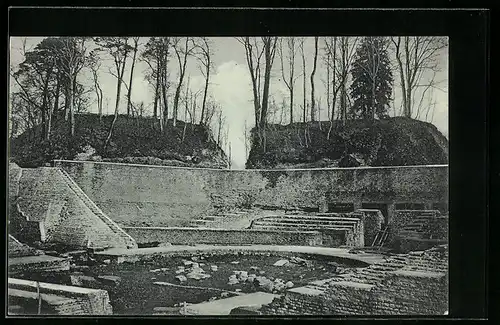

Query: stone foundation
(124, 227), (323, 247)
(8, 278), (113, 315)
(260, 245), (448, 315)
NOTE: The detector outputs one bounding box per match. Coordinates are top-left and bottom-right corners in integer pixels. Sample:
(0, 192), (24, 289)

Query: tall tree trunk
(290, 88), (294, 124)
(162, 70), (169, 129)
(302, 44), (306, 123)
(41, 108), (47, 140)
(310, 37), (318, 122)
(97, 85), (103, 122)
(104, 59), (126, 149)
(69, 74), (75, 136)
(217, 110), (222, 145)
(261, 38), (275, 130)
(200, 59), (210, 125)
(340, 85), (347, 120)
(371, 78), (376, 120)
(48, 75), (61, 140)
(64, 86), (70, 121)
(153, 64), (160, 119)
(326, 51), (331, 122)
(126, 39), (139, 117)
(173, 39), (190, 128)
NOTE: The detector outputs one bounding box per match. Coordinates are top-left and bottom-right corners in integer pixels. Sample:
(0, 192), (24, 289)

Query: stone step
(254, 218), (359, 224)
(253, 220), (356, 228)
(253, 220), (358, 228)
(269, 215), (362, 222)
(59, 169), (137, 249)
(251, 224), (354, 232)
(192, 219), (218, 224)
(202, 216), (224, 221)
(9, 288), (77, 306)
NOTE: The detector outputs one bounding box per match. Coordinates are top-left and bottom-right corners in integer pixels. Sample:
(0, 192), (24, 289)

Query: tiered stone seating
(250, 214), (360, 232)
(261, 245), (448, 315)
(188, 210), (257, 229)
(305, 245), (448, 292)
(248, 213), (363, 247)
(188, 215), (235, 228)
(398, 211), (447, 240)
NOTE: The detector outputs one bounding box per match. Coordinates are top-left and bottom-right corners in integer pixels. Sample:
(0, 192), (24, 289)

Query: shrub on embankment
(10, 113), (228, 168)
(246, 117), (448, 169)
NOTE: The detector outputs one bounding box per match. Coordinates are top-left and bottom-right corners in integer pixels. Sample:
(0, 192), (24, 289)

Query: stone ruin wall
(123, 227), (324, 247)
(8, 278), (113, 315)
(55, 160), (448, 228)
(9, 164), (133, 249)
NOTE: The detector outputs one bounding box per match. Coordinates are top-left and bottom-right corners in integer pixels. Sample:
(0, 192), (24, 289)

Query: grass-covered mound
(10, 113), (228, 168)
(246, 117), (448, 169)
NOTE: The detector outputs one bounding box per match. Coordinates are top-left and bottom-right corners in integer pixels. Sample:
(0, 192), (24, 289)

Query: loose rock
(273, 259), (289, 267)
(175, 275), (187, 283)
(97, 275), (121, 286)
(70, 274), (97, 286)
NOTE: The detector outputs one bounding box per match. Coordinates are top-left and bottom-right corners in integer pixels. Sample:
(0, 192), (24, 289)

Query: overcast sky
(9, 37), (448, 169)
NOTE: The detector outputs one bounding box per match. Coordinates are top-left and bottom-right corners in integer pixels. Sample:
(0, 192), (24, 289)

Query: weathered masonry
(54, 160), (448, 227)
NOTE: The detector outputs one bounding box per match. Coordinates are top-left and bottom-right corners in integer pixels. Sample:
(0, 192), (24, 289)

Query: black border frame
(4, 5), (489, 322)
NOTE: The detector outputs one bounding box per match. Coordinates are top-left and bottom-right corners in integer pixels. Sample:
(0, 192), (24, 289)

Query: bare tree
(142, 37), (170, 131)
(299, 38), (307, 122)
(390, 36), (447, 118)
(324, 37), (359, 121)
(193, 37), (213, 125)
(260, 36), (279, 130)
(323, 37), (359, 138)
(310, 36), (319, 122)
(95, 37), (133, 149)
(126, 37), (140, 117)
(88, 51), (103, 122)
(52, 37), (87, 137)
(236, 37), (265, 127)
(322, 46), (332, 123)
(172, 37), (196, 127)
(278, 37), (299, 124)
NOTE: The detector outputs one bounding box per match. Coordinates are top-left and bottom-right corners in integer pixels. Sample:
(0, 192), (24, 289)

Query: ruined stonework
(55, 160), (448, 228)
(8, 278), (113, 315)
(12, 165), (137, 249)
(356, 209), (385, 246)
(123, 227), (323, 246)
(8, 235), (43, 258)
(388, 210), (448, 252)
(260, 245), (448, 315)
(248, 213), (365, 247)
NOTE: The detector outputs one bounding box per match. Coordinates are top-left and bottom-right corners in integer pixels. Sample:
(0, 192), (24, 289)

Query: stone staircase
(294, 245), (448, 297)
(398, 211), (446, 240)
(57, 168), (137, 249)
(325, 245), (448, 287)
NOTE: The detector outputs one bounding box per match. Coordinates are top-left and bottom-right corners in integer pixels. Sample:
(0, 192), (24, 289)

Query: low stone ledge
(288, 286), (325, 296)
(329, 280), (375, 290)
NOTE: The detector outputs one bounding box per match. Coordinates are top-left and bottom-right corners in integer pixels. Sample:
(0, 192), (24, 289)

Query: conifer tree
(350, 37), (393, 119)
